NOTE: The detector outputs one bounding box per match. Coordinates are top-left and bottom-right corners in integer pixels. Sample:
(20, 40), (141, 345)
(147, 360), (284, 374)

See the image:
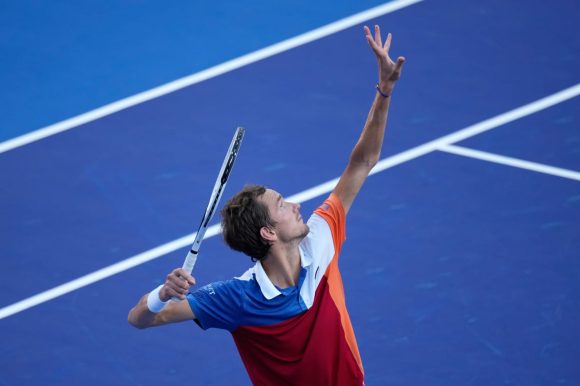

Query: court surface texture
(1, 0), (579, 385)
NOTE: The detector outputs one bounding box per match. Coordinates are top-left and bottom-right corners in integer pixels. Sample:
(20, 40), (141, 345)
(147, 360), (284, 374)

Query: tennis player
(128, 25), (405, 385)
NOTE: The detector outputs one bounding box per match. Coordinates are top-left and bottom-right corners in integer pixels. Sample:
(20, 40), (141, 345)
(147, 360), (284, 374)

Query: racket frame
(181, 127), (245, 274)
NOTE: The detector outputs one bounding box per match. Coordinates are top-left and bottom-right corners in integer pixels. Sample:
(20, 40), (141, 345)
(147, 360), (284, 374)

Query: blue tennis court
(1, 0), (579, 384)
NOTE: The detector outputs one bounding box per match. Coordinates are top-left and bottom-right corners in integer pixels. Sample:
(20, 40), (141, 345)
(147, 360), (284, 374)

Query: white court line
(364, 84), (580, 174)
(439, 144), (580, 181)
(0, 0), (422, 155)
(1, 83), (578, 320)
(0, 228), (221, 320)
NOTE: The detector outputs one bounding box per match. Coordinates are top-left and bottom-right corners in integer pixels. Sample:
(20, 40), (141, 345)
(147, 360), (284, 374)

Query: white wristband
(147, 284), (168, 313)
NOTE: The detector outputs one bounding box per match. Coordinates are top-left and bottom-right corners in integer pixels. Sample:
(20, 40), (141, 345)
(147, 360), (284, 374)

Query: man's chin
(299, 224), (310, 240)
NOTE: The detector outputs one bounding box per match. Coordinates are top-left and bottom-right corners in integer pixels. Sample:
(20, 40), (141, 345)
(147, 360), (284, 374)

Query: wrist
(147, 284), (168, 313)
(377, 81), (395, 94)
(376, 82), (394, 98)
(158, 286), (170, 302)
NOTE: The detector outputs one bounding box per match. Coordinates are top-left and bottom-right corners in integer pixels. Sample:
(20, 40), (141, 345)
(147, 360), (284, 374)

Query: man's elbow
(128, 320), (147, 330)
(349, 154), (379, 170)
(127, 310), (150, 330)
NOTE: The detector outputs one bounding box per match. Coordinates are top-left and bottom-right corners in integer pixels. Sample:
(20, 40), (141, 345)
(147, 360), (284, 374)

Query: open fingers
(383, 32), (392, 53)
(364, 25), (385, 58)
(374, 25), (383, 48)
(365, 26), (406, 83)
(365, 26), (397, 60)
(364, 26), (377, 48)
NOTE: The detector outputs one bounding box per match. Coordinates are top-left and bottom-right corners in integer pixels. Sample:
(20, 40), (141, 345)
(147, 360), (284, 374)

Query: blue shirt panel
(187, 268), (308, 332)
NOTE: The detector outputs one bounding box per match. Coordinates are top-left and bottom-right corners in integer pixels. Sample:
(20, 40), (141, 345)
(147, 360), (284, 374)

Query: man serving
(128, 25), (405, 385)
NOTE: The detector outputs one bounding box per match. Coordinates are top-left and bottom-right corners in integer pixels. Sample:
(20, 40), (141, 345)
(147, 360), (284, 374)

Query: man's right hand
(160, 268), (196, 301)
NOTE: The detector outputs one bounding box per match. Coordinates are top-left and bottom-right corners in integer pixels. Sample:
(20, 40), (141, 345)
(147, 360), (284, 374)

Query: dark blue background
(1, 0), (579, 385)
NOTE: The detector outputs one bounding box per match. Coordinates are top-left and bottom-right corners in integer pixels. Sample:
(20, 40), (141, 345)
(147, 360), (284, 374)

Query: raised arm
(333, 25), (405, 215)
(128, 268), (197, 329)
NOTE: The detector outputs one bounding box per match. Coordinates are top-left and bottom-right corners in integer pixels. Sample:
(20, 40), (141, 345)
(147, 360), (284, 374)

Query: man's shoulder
(194, 274), (253, 299)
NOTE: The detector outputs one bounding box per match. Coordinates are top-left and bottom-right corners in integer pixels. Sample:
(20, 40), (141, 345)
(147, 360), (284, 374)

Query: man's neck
(261, 243), (301, 289)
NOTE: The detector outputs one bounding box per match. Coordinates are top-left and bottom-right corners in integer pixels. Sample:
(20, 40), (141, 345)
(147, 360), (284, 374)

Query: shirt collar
(255, 260), (281, 300)
(254, 248), (312, 300)
(299, 244), (313, 268)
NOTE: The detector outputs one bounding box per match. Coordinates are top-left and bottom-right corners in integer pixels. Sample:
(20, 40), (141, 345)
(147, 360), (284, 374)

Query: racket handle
(182, 250), (198, 274)
(170, 250), (199, 302)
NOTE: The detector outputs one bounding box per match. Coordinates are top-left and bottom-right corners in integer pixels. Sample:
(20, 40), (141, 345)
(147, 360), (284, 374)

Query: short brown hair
(221, 185), (274, 261)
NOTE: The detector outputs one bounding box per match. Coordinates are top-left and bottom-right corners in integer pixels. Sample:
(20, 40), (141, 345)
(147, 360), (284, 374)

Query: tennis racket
(181, 127), (245, 273)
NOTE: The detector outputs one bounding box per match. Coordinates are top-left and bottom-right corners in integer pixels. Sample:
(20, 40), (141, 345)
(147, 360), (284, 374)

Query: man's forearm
(349, 81), (395, 167)
(329, 26), (404, 215)
(128, 270), (197, 329)
(128, 294), (159, 329)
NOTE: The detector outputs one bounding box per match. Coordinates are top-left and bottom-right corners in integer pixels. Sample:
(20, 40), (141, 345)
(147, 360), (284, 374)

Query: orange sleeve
(313, 193), (346, 253)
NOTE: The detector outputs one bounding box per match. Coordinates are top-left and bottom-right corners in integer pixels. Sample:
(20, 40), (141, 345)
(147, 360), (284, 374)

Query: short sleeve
(313, 193), (346, 250)
(187, 280), (242, 332)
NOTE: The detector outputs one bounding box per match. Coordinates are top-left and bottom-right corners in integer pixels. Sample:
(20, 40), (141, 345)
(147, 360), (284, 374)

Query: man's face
(260, 189), (309, 243)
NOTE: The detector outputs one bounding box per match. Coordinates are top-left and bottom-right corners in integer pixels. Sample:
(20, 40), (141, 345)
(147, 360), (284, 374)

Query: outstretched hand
(364, 25), (405, 89)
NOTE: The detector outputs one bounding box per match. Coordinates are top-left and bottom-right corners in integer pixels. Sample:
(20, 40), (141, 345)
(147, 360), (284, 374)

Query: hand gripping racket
(181, 127), (245, 274)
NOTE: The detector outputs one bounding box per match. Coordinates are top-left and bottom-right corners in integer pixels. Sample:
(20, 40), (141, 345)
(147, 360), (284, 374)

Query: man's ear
(260, 226), (276, 243)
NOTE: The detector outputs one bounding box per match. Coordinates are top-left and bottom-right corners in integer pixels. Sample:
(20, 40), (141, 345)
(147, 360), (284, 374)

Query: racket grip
(182, 250), (198, 274)
(170, 250), (199, 302)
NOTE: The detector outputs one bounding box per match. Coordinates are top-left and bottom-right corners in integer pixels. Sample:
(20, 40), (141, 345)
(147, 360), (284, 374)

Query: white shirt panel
(299, 213), (335, 308)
